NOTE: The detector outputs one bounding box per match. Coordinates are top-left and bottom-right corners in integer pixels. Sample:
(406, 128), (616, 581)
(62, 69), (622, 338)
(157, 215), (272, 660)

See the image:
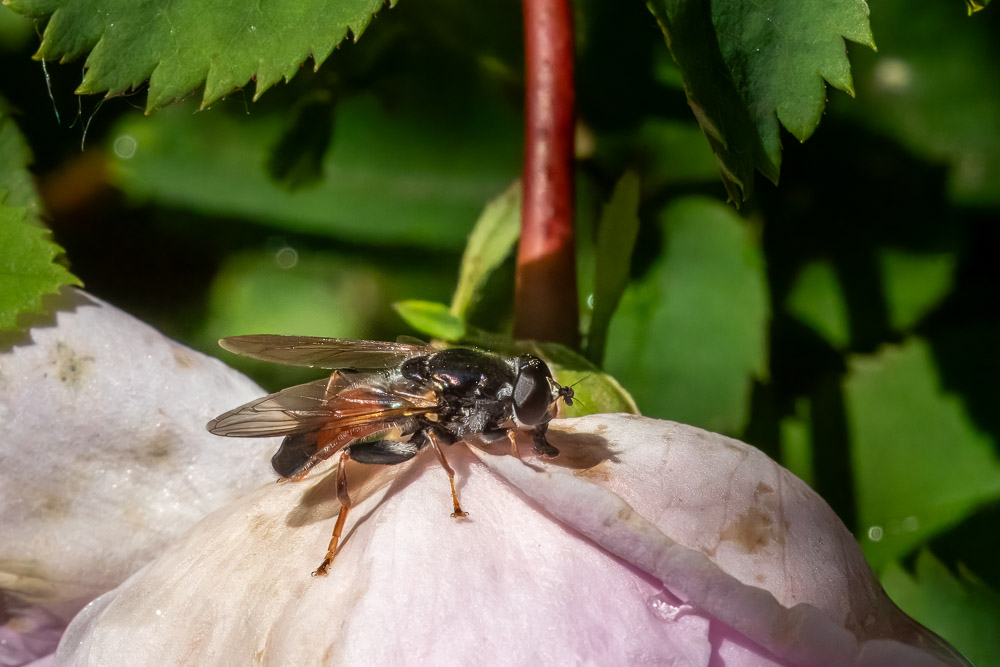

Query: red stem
(514, 0), (579, 347)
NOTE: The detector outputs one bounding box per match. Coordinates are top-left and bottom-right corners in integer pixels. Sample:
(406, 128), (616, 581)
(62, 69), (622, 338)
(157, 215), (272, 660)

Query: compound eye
(513, 356), (554, 425)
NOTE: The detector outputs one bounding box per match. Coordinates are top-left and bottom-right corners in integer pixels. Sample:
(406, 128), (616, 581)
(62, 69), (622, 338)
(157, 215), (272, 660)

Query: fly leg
(425, 429), (468, 518)
(313, 449), (352, 577)
(313, 436), (422, 576)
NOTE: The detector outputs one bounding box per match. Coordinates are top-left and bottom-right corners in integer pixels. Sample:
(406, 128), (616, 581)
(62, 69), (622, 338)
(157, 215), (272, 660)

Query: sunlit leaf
(604, 196), (768, 434)
(528, 341), (640, 417)
(882, 551), (1000, 667)
(844, 338), (1000, 568)
(586, 171), (640, 365)
(8, 0), (396, 111)
(0, 110), (82, 332)
(393, 300), (465, 341)
(450, 181), (521, 319)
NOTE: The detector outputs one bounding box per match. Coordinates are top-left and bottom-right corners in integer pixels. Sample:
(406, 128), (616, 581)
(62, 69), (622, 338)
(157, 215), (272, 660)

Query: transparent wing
(206, 372), (440, 438)
(218, 335), (434, 369)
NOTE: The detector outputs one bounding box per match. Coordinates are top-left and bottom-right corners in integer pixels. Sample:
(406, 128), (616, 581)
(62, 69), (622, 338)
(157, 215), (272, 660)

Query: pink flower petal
(55, 416), (965, 666)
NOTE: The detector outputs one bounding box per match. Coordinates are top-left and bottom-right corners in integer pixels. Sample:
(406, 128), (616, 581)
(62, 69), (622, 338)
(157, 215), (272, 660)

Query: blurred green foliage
(1, 0), (998, 660)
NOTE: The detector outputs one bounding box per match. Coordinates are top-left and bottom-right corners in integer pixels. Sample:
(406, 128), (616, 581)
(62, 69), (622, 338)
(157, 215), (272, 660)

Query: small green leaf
(0, 207), (82, 331)
(845, 338), (1000, 568)
(450, 181), (521, 319)
(528, 342), (640, 417)
(604, 196), (769, 434)
(393, 300), (466, 341)
(965, 0), (991, 14)
(785, 260), (850, 349)
(882, 551), (998, 666)
(8, 0), (395, 111)
(586, 171), (640, 365)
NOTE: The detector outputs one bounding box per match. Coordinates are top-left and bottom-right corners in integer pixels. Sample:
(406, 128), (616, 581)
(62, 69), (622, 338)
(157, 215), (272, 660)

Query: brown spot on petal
(145, 431), (175, 462)
(720, 507), (778, 554)
(172, 344), (198, 370)
(51, 342), (94, 390)
(38, 494), (71, 522)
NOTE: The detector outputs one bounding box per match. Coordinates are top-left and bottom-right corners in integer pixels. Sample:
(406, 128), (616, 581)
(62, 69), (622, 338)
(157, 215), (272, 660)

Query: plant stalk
(514, 0), (579, 347)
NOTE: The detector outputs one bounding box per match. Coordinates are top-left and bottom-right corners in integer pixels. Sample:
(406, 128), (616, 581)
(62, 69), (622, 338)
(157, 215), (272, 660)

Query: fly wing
(206, 372), (441, 438)
(218, 335), (434, 369)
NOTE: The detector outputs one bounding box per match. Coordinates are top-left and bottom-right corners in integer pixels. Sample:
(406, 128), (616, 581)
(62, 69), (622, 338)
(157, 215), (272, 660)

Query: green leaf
(450, 181), (521, 319)
(0, 110), (82, 332)
(785, 260), (850, 349)
(879, 250), (955, 332)
(882, 551), (998, 666)
(965, 0), (992, 14)
(604, 196), (769, 434)
(646, 0), (873, 198)
(393, 300), (466, 341)
(844, 338), (1000, 568)
(528, 342), (640, 417)
(836, 0), (1000, 206)
(0, 207), (82, 331)
(108, 94), (520, 248)
(712, 0), (874, 151)
(780, 399), (815, 487)
(646, 0), (774, 200)
(0, 111), (38, 209)
(586, 171), (640, 365)
(8, 0), (395, 111)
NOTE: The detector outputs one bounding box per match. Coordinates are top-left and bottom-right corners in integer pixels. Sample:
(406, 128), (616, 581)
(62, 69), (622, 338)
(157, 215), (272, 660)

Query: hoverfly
(207, 335), (575, 576)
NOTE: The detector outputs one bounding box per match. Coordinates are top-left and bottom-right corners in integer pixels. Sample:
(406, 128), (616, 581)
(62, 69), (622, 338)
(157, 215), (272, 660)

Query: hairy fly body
(207, 335), (574, 576)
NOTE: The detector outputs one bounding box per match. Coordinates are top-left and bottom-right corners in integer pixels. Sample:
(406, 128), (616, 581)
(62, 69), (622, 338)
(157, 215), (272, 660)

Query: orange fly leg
(427, 431), (468, 518)
(313, 449), (353, 577)
(506, 429), (521, 459)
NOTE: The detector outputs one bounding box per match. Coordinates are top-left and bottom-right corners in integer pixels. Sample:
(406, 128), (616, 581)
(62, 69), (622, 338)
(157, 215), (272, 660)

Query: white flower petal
(0, 290), (277, 645)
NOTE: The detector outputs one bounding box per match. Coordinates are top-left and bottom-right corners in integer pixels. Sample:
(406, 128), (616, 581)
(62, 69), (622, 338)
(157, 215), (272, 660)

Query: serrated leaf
(586, 171), (640, 365)
(393, 300), (466, 341)
(844, 338), (1000, 568)
(882, 551), (999, 666)
(647, 0), (873, 198)
(712, 0), (874, 155)
(0, 109), (82, 332)
(8, 0), (396, 111)
(646, 0), (774, 200)
(0, 207), (82, 330)
(450, 181), (521, 319)
(604, 196), (769, 434)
